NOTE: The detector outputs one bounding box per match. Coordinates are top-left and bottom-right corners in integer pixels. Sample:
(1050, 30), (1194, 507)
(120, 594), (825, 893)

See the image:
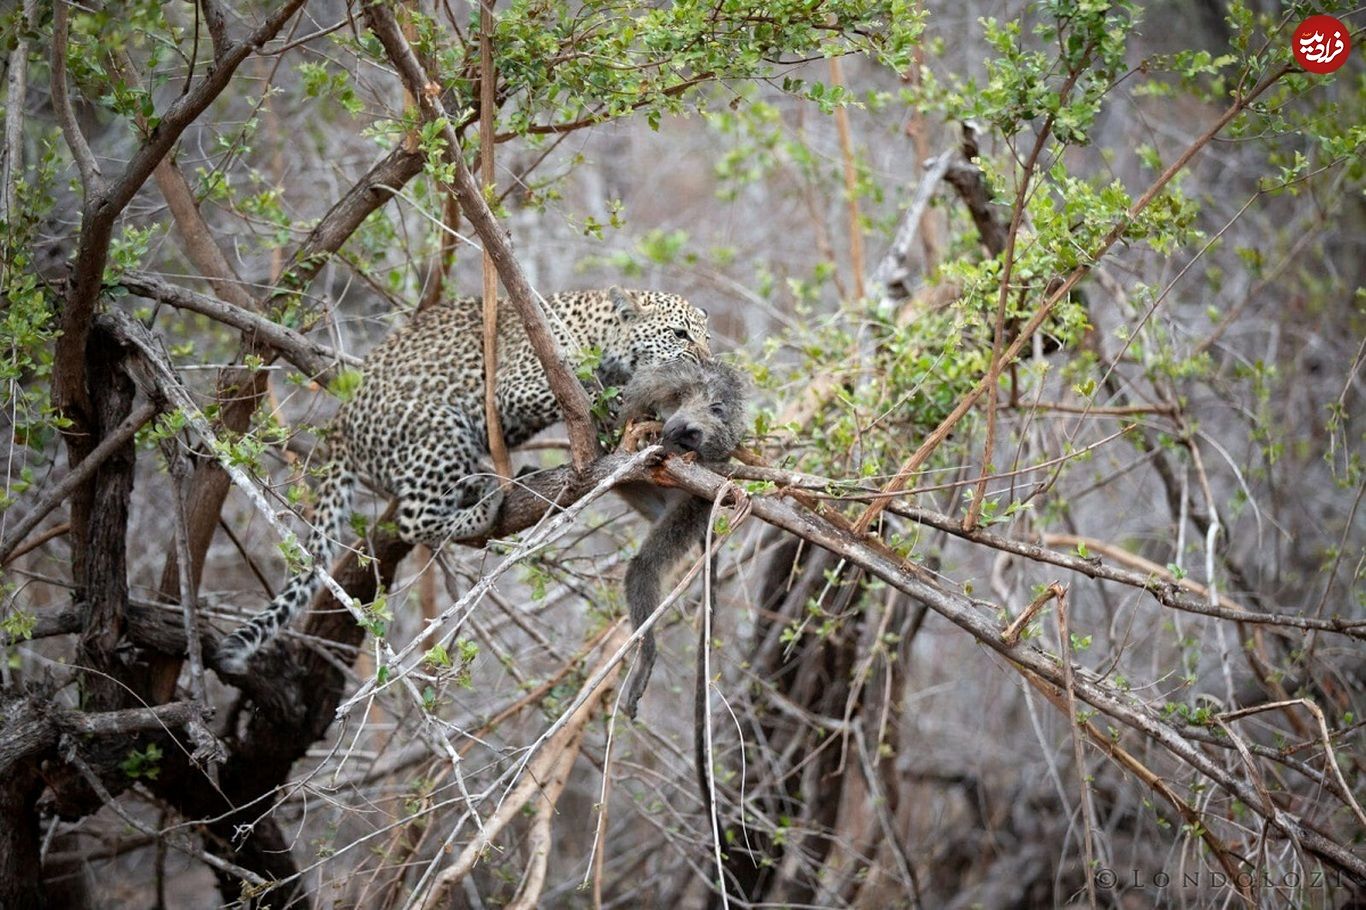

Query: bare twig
(505, 734), (577, 910)
(0, 401), (159, 565)
(1020, 670), (1253, 899)
(162, 439), (218, 774)
(1002, 581), (1062, 646)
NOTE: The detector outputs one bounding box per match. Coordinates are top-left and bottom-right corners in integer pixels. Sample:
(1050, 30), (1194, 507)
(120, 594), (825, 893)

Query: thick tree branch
(364, 4), (598, 469)
(943, 124), (1008, 258)
(119, 272), (357, 380)
(0, 692), (203, 775)
(274, 145), (425, 299)
(152, 157), (257, 310)
(198, 0), (232, 61)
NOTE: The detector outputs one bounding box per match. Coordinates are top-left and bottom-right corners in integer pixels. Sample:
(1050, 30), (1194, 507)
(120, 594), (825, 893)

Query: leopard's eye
(673, 328), (690, 340)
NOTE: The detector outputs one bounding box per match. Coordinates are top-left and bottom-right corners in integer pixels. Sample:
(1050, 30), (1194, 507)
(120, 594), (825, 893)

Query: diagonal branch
(0, 401), (159, 566)
(363, 4), (598, 469)
(119, 272), (357, 380)
(152, 157), (257, 310)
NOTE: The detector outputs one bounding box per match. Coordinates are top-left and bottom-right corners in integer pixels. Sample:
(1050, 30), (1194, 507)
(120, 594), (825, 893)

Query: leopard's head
(604, 287), (710, 375)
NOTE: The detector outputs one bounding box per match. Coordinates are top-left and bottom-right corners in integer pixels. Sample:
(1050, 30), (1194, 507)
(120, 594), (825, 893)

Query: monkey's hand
(622, 418), (663, 453)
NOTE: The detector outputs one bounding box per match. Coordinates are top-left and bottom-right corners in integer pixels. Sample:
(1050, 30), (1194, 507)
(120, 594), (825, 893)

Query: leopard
(214, 287), (710, 674)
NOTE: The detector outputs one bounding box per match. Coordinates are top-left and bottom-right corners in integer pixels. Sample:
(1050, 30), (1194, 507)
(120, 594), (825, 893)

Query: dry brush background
(0, 1), (1363, 908)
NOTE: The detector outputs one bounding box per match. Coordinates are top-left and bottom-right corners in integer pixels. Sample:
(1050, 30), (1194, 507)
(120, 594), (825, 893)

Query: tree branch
(479, 0), (512, 480)
(363, 4), (599, 469)
(274, 145), (425, 299)
(661, 458), (1366, 884)
(198, 0), (232, 61)
(152, 157), (257, 310)
(119, 272), (358, 380)
(0, 401), (158, 566)
(1, 0), (38, 223)
(0, 694), (203, 775)
(50, 0), (101, 193)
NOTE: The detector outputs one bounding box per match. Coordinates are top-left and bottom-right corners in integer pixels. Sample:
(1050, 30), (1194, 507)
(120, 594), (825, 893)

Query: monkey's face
(659, 367), (748, 460)
(621, 359), (750, 461)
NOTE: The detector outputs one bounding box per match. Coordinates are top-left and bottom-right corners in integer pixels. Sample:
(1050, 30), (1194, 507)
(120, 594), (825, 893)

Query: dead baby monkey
(617, 358), (750, 718)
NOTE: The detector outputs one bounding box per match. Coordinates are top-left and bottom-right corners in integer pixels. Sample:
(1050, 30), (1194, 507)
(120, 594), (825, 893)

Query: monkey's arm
(623, 494), (711, 718)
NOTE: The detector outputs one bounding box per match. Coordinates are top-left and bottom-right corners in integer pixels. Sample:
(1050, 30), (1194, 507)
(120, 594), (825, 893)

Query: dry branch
(118, 272), (357, 381)
(661, 458), (1366, 884)
(364, 3), (599, 469)
(0, 401), (158, 566)
(478, 0), (512, 480)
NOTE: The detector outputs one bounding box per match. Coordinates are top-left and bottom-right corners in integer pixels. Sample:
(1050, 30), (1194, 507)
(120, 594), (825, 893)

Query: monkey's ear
(609, 286), (644, 320)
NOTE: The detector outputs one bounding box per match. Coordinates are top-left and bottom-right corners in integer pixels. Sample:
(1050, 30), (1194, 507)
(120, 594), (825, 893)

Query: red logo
(1293, 15), (1351, 73)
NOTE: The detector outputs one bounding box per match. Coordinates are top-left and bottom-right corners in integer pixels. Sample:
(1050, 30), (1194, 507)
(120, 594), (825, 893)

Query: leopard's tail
(214, 458), (356, 674)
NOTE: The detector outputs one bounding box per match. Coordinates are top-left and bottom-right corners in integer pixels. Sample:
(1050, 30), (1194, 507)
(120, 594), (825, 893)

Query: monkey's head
(620, 359), (749, 461)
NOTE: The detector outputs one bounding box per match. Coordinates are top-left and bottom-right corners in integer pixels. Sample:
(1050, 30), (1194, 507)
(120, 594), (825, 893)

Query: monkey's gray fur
(617, 358), (750, 720)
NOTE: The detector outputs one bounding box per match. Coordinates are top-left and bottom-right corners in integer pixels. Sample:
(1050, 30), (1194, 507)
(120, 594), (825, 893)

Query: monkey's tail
(695, 592), (715, 822)
(695, 547), (730, 901)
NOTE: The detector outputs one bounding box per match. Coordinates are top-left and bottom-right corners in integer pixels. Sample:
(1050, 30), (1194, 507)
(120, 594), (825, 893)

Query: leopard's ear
(609, 286), (645, 320)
